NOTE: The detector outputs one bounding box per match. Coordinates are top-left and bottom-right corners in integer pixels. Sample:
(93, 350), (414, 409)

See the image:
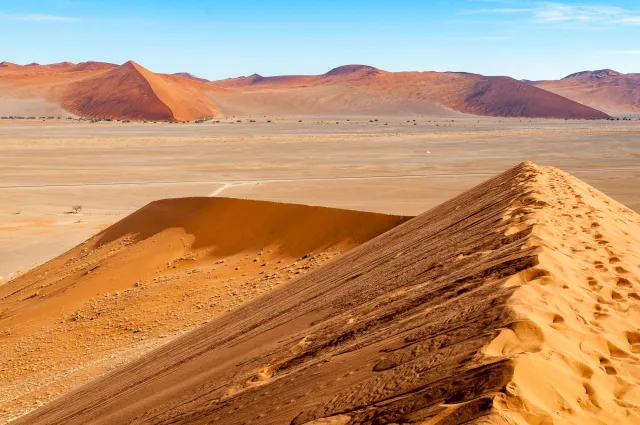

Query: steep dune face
(0, 198), (409, 423)
(61, 61), (175, 121)
(15, 163), (640, 424)
(211, 67), (609, 118)
(62, 61), (221, 121)
(533, 70), (640, 116)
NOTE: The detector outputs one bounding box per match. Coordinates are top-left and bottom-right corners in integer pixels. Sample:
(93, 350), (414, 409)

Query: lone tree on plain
(71, 205), (82, 214)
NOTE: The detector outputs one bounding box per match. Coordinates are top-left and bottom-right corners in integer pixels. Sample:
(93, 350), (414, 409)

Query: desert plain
(1, 115), (640, 425)
(1, 116), (639, 281)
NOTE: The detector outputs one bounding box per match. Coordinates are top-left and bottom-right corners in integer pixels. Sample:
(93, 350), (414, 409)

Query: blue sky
(0, 0), (638, 80)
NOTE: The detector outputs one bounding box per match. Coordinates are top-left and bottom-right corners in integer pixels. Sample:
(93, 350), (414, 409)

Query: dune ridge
(0, 198), (409, 424)
(13, 162), (640, 424)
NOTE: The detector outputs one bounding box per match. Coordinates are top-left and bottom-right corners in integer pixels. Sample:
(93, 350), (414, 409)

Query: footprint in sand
(600, 358), (618, 375)
(616, 277), (632, 288)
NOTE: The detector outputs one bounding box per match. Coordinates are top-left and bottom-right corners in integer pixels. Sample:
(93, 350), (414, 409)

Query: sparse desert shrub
(71, 205), (82, 214)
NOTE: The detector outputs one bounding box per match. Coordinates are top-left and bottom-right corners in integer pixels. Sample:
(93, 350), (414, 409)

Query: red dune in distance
(71, 61), (118, 72)
(0, 60), (224, 121)
(1, 60), (610, 120)
(211, 65), (610, 119)
(531, 69), (640, 116)
(174, 72), (210, 83)
(63, 61), (223, 121)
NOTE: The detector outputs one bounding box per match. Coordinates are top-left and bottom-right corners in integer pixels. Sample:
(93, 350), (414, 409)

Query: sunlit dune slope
(0, 197), (409, 424)
(16, 162), (640, 424)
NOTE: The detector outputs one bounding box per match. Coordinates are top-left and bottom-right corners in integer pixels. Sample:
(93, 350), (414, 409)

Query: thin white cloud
(615, 16), (640, 25)
(463, 8), (533, 15)
(0, 13), (152, 25)
(1, 13), (83, 22)
(603, 50), (640, 55)
(533, 2), (625, 23)
(464, 2), (640, 26)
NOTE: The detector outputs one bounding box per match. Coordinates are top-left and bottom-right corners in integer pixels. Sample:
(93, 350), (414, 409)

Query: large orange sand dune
(13, 162), (640, 424)
(0, 198), (409, 423)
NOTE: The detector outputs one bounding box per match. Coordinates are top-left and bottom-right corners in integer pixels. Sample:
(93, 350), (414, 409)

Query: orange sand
(12, 162), (640, 424)
(0, 197), (409, 423)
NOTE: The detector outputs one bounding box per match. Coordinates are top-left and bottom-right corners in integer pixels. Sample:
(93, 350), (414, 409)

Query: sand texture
(0, 198), (409, 423)
(10, 162), (640, 424)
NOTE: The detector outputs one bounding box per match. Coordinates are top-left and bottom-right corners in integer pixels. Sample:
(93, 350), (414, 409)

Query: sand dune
(211, 65), (610, 119)
(0, 61), (221, 121)
(532, 69), (640, 116)
(1, 61), (610, 120)
(0, 198), (409, 423)
(12, 162), (640, 424)
(63, 61), (222, 121)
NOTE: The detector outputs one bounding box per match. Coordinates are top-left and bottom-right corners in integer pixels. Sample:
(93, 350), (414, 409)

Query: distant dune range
(530, 69), (640, 116)
(12, 163), (640, 424)
(210, 65), (609, 119)
(1, 61), (610, 121)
